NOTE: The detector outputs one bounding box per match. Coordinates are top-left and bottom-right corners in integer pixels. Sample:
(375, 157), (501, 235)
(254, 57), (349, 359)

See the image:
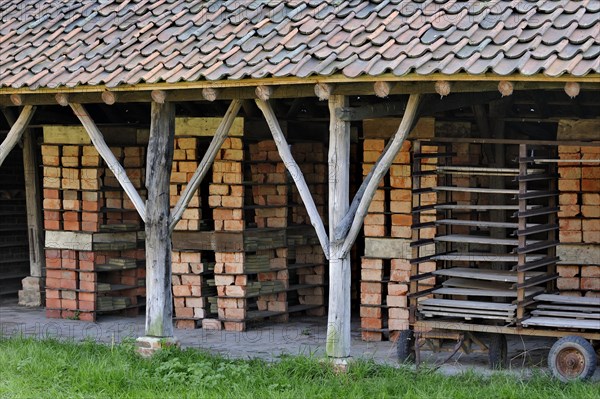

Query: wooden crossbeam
(70, 103), (147, 222)
(169, 99), (242, 232)
(255, 99), (330, 258)
(0, 105), (36, 167)
(338, 94), (421, 258)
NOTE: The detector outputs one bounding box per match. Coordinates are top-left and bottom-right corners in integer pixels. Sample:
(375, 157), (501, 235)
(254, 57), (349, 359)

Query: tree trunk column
(326, 95), (352, 360)
(139, 101), (176, 350)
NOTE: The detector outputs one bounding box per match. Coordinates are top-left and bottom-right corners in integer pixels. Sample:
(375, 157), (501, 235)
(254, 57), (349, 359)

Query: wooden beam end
(202, 87), (220, 102)
(374, 81), (392, 98)
(55, 93), (70, 107)
(151, 90), (168, 104)
(498, 81), (514, 97)
(564, 82), (580, 99)
(434, 81), (452, 98)
(10, 94), (23, 106)
(101, 91), (118, 105)
(255, 85), (274, 101)
(315, 83), (334, 101)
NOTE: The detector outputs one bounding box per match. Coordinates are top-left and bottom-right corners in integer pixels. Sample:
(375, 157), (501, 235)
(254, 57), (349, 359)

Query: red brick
(389, 308), (409, 320)
(582, 193), (600, 205)
(361, 268), (383, 282)
(558, 179), (580, 192)
(360, 293), (382, 305)
(46, 309), (61, 318)
(558, 205), (580, 218)
(387, 295), (407, 307)
(581, 206), (600, 218)
(173, 285), (191, 297)
(388, 283), (408, 296)
(361, 331), (383, 342)
(79, 281), (95, 291)
(557, 265), (580, 278)
(582, 179), (600, 192)
(361, 282), (382, 294)
(78, 312), (95, 322)
(46, 298), (61, 309)
(581, 277), (600, 291)
(361, 317), (383, 329)
(360, 306), (381, 318)
(557, 277), (580, 290)
(583, 230), (600, 243)
(560, 218), (582, 231)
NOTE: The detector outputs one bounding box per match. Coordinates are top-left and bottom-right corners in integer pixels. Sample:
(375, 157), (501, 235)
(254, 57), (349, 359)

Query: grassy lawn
(0, 337), (597, 399)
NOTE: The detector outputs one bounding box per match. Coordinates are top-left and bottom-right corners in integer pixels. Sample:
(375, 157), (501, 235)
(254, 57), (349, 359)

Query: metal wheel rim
(556, 347), (587, 379)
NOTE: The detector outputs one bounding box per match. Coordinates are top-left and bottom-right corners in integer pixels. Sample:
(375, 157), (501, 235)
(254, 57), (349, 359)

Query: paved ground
(1, 298), (598, 380)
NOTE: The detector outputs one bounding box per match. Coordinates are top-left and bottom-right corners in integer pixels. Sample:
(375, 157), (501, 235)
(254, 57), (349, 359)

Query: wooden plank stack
(41, 138), (146, 321)
(557, 145), (600, 298)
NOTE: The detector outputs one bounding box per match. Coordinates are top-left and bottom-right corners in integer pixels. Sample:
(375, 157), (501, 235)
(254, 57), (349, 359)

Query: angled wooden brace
(70, 103), (147, 222)
(169, 99), (242, 232)
(255, 99), (331, 258)
(338, 94), (422, 258)
(0, 105), (36, 167)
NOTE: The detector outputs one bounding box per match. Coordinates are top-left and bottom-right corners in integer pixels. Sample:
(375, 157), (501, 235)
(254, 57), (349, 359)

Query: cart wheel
(548, 336), (597, 382)
(396, 329), (415, 363)
(488, 334), (508, 369)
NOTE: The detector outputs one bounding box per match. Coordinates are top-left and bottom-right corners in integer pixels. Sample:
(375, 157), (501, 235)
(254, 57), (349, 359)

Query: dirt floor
(1, 297), (597, 380)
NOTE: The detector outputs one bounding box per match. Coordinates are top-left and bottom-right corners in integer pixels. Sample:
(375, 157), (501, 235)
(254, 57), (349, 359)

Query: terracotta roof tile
(0, 0), (598, 91)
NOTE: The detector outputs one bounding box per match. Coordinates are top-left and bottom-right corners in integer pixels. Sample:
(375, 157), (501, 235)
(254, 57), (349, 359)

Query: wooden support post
(0, 105), (36, 167)
(1, 108), (44, 305)
(169, 99), (242, 231)
(255, 99), (330, 257)
(338, 94), (421, 257)
(70, 103), (146, 221)
(20, 126), (45, 305)
(145, 101), (176, 338)
(326, 94), (351, 360)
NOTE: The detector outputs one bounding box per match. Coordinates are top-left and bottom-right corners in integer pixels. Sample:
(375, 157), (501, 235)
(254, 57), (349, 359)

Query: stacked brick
(42, 142), (145, 321)
(557, 145), (600, 297)
(360, 139), (433, 341)
(211, 137), (248, 331)
(248, 141), (288, 322)
(171, 138), (202, 231)
(45, 248), (145, 321)
(42, 144), (145, 232)
(289, 142), (327, 316)
(172, 251), (216, 329)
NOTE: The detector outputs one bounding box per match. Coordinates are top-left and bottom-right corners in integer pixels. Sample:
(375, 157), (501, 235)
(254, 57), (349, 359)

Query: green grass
(0, 337), (597, 399)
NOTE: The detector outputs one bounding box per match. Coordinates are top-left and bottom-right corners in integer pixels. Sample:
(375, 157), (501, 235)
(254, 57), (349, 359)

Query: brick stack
(248, 141), (289, 321)
(360, 139), (424, 341)
(171, 251), (216, 329)
(557, 145), (600, 297)
(45, 248), (145, 321)
(289, 142), (327, 316)
(42, 142), (146, 321)
(211, 137), (247, 331)
(170, 138), (202, 231)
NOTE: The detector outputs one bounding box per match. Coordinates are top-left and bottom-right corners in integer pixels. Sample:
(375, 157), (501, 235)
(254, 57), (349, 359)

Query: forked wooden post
(145, 101), (176, 337)
(0, 105), (36, 166)
(255, 99), (330, 258)
(326, 95), (352, 360)
(169, 99), (242, 232)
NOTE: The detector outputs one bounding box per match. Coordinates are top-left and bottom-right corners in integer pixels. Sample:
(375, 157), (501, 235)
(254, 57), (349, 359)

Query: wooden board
(434, 186), (519, 194)
(43, 125), (142, 145)
(531, 310), (600, 320)
(421, 311), (514, 322)
(432, 253), (544, 262)
(521, 316), (600, 330)
(442, 277), (512, 291)
(534, 294), (600, 307)
(45, 230), (137, 251)
(433, 267), (543, 283)
(434, 234), (533, 246)
(419, 306), (514, 317)
(433, 286), (544, 297)
(175, 117), (244, 137)
(436, 219), (521, 229)
(557, 244), (600, 266)
(538, 304), (600, 313)
(419, 298), (516, 311)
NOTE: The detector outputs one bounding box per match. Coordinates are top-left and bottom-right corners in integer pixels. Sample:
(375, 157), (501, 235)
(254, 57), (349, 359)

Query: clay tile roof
(0, 0), (598, 90)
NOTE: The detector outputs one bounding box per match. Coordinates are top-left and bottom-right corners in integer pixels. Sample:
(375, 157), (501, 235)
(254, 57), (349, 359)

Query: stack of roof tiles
(1, 1), (598, 91)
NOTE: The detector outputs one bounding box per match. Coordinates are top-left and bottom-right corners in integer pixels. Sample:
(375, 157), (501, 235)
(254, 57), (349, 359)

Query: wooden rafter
(0, 105), (36, 166)
(169, 100), (242, 232)
(255, 99), (330, 258)
(70, 103), (147, 222)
